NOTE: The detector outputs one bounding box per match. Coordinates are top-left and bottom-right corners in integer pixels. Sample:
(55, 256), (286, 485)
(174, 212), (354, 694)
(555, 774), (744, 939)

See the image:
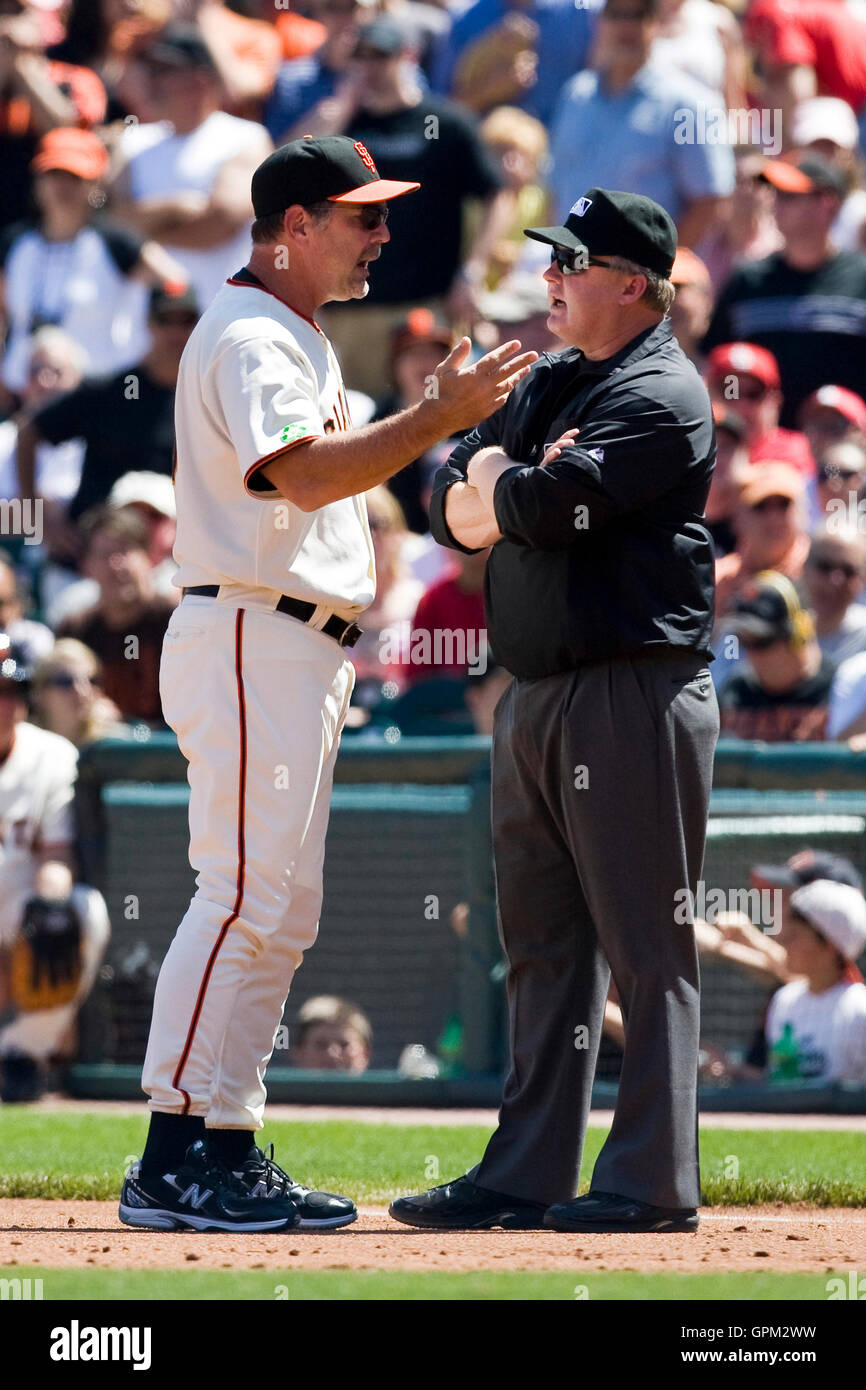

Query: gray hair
(605, 256), (676, 315)
(250, 200), (333, 244)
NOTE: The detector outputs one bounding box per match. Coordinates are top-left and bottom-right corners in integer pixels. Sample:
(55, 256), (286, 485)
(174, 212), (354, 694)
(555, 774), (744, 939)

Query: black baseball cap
(355, 16), (405, 55)
(525, 187), (677, 279)
(252, 136), (420, 218)
(143, 24), (218, 73)
(725, 574), (802, 645)
(760, 153), (847, 199)
(148, 281), (200, 320)
(752, 852), (864, 893)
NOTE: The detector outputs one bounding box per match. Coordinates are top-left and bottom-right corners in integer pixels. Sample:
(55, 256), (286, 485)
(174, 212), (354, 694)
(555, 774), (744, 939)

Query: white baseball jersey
(172, 273), (375, 617)
(0, 722), (78, 945)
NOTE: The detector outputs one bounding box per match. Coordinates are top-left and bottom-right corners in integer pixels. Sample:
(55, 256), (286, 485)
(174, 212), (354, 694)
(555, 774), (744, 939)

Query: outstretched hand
(432, 337), (538, 434)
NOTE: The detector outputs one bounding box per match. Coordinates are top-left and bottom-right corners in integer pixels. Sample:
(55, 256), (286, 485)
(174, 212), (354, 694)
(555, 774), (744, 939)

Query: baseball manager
(391, 189), (720, 1234)
(119, 135), (536, 1234)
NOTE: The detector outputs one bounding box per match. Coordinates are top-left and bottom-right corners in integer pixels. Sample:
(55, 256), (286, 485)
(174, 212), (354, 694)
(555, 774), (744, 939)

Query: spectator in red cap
(702, 154), (866, 428)
(705, 342), (814, 478)
(797, 385), (866, 466)
(0, 128), (184, 400)
(745, 0), (866, 133)
(714, 462), (810, 619)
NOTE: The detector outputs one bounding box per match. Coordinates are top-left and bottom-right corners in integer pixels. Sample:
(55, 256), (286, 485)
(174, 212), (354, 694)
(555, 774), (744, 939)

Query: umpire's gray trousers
(474, 649), (719, 1210)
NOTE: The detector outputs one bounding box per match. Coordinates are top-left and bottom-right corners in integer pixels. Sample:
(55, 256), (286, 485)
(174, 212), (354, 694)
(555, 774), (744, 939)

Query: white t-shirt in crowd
(0, 721), (78, 946)
(172, 274), (375, 615)
(766, 978), (866, 1083)
(0, 418), (84, 504)
(0, 222), (149, 393)
(827, 649), (866, 737)
(122, 111), (267, 310)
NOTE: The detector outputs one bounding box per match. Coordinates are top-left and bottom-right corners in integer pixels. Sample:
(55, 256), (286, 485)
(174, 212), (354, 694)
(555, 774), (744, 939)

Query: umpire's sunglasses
(549, 246), (615, 276)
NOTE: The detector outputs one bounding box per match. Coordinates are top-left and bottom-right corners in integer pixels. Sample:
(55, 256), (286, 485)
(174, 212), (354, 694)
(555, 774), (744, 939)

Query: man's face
(350, 43), (403, 99)
(543, 248), (625, 349)
(773, 187), (838, 243)
(84, 531), (152, 603)
(34, 169), (95, 220)
(805, 534), (865, 615)
(803, 408), (863, 462)
(740, 635), (805, 693)
(292, 1022), (370, 1071)
(595, 0), (658, 67)
(148, 308), (198, 371)
(707, 371), (779, 442)
(740, 492), (799, 548)
(783, 910), (838, 979)
(311, 202), (391, 303)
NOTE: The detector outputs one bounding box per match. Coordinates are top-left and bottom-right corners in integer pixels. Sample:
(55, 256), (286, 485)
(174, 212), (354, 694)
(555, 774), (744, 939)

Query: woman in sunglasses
(30, 639), (124, 748)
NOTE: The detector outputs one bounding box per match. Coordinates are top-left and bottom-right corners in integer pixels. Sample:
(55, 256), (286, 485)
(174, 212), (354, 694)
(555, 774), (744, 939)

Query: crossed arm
(443, 429), (579, 549)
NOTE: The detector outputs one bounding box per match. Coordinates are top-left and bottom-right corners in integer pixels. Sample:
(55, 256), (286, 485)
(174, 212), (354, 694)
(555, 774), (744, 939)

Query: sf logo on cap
(571, 197), (593, 217)
(354, 141), (377, 174)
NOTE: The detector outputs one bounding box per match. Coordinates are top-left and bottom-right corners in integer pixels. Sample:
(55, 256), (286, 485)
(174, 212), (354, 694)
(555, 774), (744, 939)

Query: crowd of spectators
(1, 0), (866, 742)
(3, 0), (866, 1086)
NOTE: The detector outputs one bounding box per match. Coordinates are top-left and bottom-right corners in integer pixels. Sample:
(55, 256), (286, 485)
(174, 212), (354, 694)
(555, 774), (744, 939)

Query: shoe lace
(207, 1147), (255, 1199)
(249, 1143), (296, 1196)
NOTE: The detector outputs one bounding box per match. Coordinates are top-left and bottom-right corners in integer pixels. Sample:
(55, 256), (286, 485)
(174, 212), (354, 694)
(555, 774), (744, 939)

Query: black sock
(140, 1112), (206, 1176)
(207, 1129), (256, 1166)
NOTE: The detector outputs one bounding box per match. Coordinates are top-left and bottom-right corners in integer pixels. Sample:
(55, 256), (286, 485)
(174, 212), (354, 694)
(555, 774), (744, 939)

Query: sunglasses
(43, 672), (98, 690)
(751, 495), (792, 513)
(810, 558), (861, 580)
(357, 204), (389, 231)
(817, 465), (862, 483)
(735, 380), (769, 402)
(739, 634), (780, 652)
(354, 48), (391, 61)
(549, 247), (614, 276)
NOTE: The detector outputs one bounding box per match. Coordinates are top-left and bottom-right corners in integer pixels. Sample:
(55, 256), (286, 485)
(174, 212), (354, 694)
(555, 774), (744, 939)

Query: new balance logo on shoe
(177, 1183), (214, 1210)
(246, 1179), (284, 1201)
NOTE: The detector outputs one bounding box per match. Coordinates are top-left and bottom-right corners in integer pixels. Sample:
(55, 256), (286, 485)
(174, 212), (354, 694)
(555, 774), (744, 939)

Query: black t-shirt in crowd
(701, 250), (866, 428)
(718, 657), (836, 742)
(345, 98), (502, 303)
(32, 365), (175, 519)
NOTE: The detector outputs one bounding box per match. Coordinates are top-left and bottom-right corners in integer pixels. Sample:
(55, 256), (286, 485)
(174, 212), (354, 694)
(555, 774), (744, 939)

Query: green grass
(0, 1112), (864, 1205)
(0, 1267), (845, 1300)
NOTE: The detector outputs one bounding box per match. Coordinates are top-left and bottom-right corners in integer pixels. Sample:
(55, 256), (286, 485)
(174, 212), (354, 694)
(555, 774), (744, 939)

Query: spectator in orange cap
(705, 342), (814, 479)
(702, 154), (866, 428)
(668, 248), (713, 367)
(0, 127), (184, 398)
(714, 463), (810, 620)
(0, 0), (108, 233)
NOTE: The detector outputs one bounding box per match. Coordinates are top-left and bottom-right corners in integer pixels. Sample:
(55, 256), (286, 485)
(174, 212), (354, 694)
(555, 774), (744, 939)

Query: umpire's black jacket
(428, 318), (716, 679)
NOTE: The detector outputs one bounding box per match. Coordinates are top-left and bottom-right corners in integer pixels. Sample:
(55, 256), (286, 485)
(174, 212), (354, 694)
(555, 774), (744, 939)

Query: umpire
(390, 189), (719, 1234)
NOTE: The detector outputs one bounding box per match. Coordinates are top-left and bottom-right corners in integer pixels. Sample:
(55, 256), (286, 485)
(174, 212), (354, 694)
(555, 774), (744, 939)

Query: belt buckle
(340, 622), (363, 649)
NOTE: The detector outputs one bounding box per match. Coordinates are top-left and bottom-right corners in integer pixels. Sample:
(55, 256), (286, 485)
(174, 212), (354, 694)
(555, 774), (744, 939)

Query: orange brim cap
(329, 179), (420, 203)
(759, 159), (814, 193)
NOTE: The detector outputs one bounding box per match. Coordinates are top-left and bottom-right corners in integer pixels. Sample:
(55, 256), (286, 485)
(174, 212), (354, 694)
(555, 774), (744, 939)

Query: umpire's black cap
(525, 188), (677, 279)
(252, 136), (420, 219)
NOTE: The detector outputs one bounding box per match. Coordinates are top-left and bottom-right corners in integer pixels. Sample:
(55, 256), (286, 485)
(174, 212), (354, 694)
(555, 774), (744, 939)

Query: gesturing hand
(432, 337), (537, 434)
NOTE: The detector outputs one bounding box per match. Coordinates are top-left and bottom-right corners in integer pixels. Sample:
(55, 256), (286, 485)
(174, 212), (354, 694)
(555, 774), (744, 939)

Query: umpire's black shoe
(544, 1191), (699, 1233)
(389, 1176), (548, 1230)
(232, 1144), (357, 1230)
(119, 1139), (300, 1232)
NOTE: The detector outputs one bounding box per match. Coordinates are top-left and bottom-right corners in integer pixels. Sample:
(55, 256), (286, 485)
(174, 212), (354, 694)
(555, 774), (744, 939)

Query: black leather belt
(182, 585), (363, 648)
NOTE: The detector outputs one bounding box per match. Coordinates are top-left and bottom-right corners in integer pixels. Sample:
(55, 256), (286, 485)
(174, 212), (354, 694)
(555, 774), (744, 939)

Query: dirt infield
(2, 1201), (865, 1273)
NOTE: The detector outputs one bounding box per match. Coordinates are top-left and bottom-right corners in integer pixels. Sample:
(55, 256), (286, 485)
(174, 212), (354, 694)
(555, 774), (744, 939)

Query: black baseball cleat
(118, 1139), (300, 1232)
(233, 1144), (357, 1230)
(544, 1190), (699, 1233)
(389, 1175), (548, 1230)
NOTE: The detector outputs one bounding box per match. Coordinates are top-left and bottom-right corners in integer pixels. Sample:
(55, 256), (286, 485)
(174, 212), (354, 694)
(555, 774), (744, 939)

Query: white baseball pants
(142, 595), (355, 1129)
